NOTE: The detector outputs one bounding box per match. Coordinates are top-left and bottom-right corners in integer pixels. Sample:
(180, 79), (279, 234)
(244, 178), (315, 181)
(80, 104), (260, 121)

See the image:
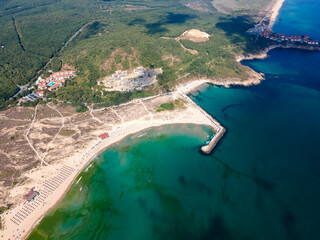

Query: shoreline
(0, 53), (277, 239)
(236, 42), (320, 69)
(0, 39), (287, 240)
(268, 0), (286, 30)
(24, 122), (213, 239)
(236, 45), (280, 62)
(0, 0), (287, 235)
(0, 88), (223, 240)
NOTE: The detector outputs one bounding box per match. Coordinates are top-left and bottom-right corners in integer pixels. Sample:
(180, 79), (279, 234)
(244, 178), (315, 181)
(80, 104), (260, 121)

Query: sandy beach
(268, 0), (286, 30)
(0, 87), (224, 240)
(0, 1), (282, 233)
(0, 36), (267, 240)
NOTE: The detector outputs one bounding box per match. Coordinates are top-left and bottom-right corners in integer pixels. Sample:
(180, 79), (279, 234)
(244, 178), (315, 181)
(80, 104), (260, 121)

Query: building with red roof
(99, 133), (109, 140)
(37, 71), (76, 92)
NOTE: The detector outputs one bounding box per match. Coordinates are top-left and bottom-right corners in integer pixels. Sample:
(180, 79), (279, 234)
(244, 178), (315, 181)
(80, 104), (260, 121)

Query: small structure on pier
(24, 188), (39, 202)
(99, 133), (109, 140)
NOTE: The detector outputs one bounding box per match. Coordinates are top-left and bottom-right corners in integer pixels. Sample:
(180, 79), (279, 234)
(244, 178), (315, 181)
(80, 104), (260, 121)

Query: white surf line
(140, 101), (153, 121)
(76, 176), (82, 185)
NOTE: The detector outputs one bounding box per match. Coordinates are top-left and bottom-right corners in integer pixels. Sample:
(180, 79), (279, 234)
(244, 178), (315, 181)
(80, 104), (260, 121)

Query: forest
(0, 0), (271, 110)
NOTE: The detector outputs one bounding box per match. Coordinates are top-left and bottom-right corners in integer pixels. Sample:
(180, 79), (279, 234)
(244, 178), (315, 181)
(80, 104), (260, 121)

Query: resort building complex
(36, 71), (76, 94)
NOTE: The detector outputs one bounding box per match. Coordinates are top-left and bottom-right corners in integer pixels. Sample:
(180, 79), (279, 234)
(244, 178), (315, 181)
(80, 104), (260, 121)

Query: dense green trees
(0, 0), (266, 110)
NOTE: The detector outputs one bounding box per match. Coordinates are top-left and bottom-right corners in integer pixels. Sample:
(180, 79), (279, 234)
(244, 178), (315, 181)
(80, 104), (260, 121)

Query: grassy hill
(0, 0), (271, 109)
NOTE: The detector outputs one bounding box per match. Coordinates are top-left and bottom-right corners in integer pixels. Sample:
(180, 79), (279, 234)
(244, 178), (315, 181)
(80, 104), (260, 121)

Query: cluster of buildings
(21, 92), (39, 102)
(36, 71), (76, 96)
(260, 30), (319, 45)
(103, 67), (160, 92)
(19, 71), (76, 104)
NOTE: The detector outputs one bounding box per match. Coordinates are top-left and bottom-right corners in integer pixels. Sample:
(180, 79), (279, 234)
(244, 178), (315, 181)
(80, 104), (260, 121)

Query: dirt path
(160, 36), (198, 55)
(43, 103), (65, 160)
(111, 108), (124, 124)
(38, 21), (94, 74)
(25, 105), (49, 167)
(89, 107), (114, 129)
(140, 101), (153, 121)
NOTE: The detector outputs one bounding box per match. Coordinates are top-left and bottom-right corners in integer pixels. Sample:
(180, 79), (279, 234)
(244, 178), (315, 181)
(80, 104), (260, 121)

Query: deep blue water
(273, 0), (320, 38)
(28, 0), (320, 239)
(190, 0), (320, 237)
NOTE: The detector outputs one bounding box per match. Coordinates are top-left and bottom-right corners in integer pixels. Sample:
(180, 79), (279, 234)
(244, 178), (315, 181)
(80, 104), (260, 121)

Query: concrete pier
(197, 107), (225, 154)
(201, 125), (226, 154)
(177, 90), (226, 154)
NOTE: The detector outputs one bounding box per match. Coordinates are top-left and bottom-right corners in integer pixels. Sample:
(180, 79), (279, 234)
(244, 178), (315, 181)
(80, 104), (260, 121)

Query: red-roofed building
(99, 133), (109, 140)
(24, 188), (39, 202)
(37, 91), (44, 97)
(38, 84), (47, 90)
(37, 71), (76, 92)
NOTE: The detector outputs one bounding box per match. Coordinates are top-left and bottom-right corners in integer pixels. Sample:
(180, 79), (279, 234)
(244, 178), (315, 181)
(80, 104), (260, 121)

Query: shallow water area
(27, 0), (320, 239)
(28, 124), (233, 240)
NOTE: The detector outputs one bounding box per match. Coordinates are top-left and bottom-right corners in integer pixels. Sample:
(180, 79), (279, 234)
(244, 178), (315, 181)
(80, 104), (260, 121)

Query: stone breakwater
(177, 88), (226, 154)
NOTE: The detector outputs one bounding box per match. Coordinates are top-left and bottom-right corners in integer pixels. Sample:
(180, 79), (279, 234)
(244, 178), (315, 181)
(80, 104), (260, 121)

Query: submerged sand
(0, 87), (224, 240)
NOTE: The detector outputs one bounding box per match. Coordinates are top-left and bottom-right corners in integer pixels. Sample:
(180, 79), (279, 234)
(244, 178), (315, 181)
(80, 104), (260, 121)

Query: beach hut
(99, 133), (109, 140)
(24, 188), (39, 202)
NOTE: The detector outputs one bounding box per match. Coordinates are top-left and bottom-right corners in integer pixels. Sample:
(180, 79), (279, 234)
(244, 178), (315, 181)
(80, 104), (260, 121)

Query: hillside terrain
(0, 0), (272, 110)
(0, 0), (275, 232)
(212, 0), (273, 16)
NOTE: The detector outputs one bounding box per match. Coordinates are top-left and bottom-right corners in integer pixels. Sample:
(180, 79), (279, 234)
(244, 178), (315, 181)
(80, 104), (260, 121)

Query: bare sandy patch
(61, 63), (75, 71)
(124, 5), (151, 11)
(184, 1), (214, 13)
(162, 54), (181, 66)
(177, 29), (211, 42)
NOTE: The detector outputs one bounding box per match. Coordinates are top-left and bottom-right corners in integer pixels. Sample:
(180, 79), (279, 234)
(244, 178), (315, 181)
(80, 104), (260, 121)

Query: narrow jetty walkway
(177, 89), (226, 154)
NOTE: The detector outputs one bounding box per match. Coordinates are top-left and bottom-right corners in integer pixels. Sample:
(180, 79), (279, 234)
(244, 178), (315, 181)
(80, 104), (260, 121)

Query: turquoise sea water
(28, 0), (320, 239)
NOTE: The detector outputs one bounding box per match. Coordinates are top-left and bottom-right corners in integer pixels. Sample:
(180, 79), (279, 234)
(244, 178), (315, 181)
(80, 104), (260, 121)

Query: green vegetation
(0, 207), (5, 214)
(59, 129), (76, 136)
(0, 0), (271, 110)
(157, 102), (175, 112)
(76, 103), (88, 113)
(157, 99), (185, 112)
(0, 206), (7, 229)
(212, 0), (271, 16)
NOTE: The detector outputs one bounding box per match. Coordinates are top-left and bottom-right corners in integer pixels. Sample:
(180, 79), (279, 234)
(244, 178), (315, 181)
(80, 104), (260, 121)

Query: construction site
(100, 67), (161, 91)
